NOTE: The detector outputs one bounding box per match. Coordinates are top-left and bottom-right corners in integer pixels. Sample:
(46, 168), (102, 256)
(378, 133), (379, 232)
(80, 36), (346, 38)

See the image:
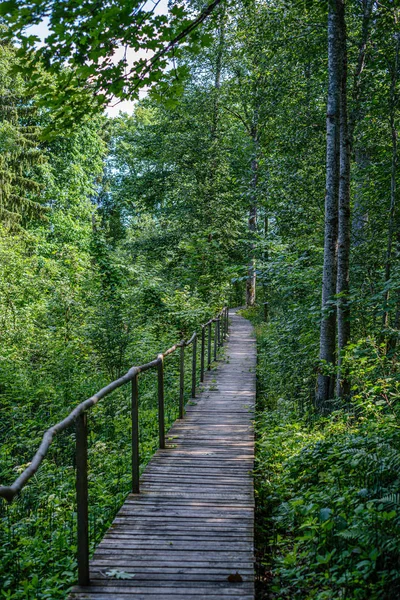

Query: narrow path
(70, 309), (256, 600)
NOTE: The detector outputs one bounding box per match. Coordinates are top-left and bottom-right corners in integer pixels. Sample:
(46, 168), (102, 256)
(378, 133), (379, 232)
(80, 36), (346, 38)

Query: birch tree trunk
(316, 0), (341, 410)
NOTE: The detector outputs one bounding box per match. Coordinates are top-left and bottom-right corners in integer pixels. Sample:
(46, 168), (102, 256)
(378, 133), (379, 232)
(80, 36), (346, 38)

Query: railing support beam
(214, 319), (218, 361)
(157, 355), (165, 449)
(192, 334), (197, 398)
(200, 326), (205, 382)
(207, 322), (212, 370)
(179, 342), (185, 419)
(131, 374), (140, 494)
(76, 412), (89, 587)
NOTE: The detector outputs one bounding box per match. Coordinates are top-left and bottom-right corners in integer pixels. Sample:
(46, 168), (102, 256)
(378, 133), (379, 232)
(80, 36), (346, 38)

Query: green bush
(251, 311), (400, 600)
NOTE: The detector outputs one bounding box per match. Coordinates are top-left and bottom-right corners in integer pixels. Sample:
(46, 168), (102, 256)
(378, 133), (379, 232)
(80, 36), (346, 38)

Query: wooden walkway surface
(70, 309), (256, 600)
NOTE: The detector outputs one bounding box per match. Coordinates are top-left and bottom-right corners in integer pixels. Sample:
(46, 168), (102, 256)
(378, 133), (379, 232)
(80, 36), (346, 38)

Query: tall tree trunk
(211, 2), (227, 140)
(382, 117), (398, 330)
(211, 12), (224, 139)
(263, 210), (269, 321)
(382, 29), (399, 332)
(336, 0), (375, 396)
(394, 222), (400, 334)
(336, 0), (351, 398)
(394, 219), (400, 334)
(246, 128), (258, 307)
(348, 0), (375, 145)
(246, 114), (259, 307)
(352, 149), (369, 246)
(316, 0), (342, 410)
(205, 5), (225, 279)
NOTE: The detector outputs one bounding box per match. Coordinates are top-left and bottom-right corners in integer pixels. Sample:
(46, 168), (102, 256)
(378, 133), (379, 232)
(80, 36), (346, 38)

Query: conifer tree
(0, 34), (46, 227)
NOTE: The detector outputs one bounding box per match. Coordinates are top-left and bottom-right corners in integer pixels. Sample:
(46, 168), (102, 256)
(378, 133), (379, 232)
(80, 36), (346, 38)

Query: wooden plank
(90, 572), (254, 581)
(104, 532), (253, 540)
(90, 561), (255, 570)
(70, 594), (254, 600)
(70, 310), (256, 599)
(97, 541), (253, 551)
(71, 585), (253, 594)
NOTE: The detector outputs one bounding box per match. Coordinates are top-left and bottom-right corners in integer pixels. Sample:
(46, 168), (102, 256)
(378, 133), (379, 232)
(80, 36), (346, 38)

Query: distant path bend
(70, 308), (256, 600)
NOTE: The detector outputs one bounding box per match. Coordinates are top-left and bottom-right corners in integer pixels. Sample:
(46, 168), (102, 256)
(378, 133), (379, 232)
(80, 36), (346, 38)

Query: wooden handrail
(0, 305), (229, 586)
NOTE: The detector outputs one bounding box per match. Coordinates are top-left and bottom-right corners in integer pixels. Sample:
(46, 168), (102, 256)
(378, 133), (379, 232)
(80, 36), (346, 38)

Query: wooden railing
(0, 306), (229, 586)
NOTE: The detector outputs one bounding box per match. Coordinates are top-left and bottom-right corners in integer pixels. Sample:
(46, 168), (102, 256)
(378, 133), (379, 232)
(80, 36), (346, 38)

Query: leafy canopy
(0, 0), (223, 124)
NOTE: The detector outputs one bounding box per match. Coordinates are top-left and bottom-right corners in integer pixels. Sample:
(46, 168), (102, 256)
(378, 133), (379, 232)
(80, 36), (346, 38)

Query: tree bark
(211, 8), (225, 139)
(336, 0), (351, 398)
(382, 28), (399, 332)
(336, 0), (375, 396)
(348, 0), (375, 145)
(316, 0), (341, 410)
(382, 117), (398, 330)
(263, 211), (269, 321)
(352, 149), (369, 246)
(246, 129), (258, 307)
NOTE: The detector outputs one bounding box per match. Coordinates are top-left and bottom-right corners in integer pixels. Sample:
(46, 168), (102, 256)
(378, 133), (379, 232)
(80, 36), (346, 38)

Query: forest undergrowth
(0, 255), (222, 599)
(242, 308), (400, 600)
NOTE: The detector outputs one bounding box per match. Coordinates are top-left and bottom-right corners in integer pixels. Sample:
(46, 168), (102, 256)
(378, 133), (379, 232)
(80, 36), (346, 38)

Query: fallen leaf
(105, 569), (135, 580)
(227, 572), (243, 583)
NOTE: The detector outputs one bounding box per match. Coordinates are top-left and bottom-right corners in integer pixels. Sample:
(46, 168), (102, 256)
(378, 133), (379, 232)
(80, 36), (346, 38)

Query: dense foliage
(242, 308), (400, 599)
(0, 0), (399, 598)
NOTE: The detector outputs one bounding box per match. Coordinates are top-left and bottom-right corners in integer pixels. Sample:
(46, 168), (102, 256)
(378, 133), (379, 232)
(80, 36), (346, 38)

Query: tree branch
(130, 0), (224, 92)
(221, 104), (251, 135)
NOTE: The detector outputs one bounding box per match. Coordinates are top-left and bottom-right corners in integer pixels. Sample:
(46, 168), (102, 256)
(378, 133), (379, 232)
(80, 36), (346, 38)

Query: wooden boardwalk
(70, 309), (256, 600)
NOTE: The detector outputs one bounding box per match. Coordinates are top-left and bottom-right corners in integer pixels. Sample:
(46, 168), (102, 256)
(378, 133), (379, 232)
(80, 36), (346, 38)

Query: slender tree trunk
(394, 224), (400, 333)
(263, 211), (269, 321)
(394, 222), (400, 332)
(211, 13), (224, 139)
(348, 0), (375, 145)
(246, 124), (259, 307)
(211, 2), (227, 137)
(382, 117), (398, 330)
(336, 0), (351, 398)
(205, 5), (225, 277)
(382, 29), (399, 332)
(316, 0), (341, 410)
(336, 0), (375, 396)
(352, 149), (369, 246)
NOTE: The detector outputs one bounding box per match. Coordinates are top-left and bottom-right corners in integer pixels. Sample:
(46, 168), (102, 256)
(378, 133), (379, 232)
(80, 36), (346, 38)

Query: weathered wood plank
(70, 310), (256, 599)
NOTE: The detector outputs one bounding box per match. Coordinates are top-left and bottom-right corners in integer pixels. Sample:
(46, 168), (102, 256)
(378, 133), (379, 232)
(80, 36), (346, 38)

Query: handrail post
(200, 326), (205, 382)
(131, 373), (140, 494)
(207, 322), (212, 370)
(220, 312), (224, 347)
(179, 341), (185, 419)
(227, 307), (229, 336)
(157, 355), (165, 449)
(76, 412), (89, 586)
(192, 333), (197, 398)
(214, 319), (217, 361)
(217, 316), (221, 347)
